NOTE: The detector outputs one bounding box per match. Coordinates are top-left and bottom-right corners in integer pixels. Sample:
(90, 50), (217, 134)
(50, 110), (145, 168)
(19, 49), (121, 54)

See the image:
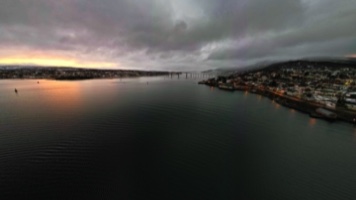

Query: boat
(218, 85), (235, 91)
(309, 112), (323, 119)
(313, 108), (337, 121)
(198, 81), (206, 84)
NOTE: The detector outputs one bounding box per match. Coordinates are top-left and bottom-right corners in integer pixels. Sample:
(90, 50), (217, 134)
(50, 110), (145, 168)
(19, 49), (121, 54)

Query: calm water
(1, 77), (356, 199)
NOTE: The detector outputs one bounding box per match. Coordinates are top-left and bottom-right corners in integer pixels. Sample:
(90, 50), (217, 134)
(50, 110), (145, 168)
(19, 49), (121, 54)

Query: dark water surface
(1, 77), (356, 199)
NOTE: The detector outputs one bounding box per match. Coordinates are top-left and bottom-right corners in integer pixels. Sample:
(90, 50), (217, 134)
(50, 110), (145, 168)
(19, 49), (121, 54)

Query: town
(199, 60), (356, 123)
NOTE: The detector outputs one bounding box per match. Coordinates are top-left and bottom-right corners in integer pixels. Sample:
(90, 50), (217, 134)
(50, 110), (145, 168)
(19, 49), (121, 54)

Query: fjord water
(1, 77), (356, 199)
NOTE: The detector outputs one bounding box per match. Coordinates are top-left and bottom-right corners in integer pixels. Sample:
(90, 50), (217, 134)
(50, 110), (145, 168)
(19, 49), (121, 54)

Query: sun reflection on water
(36, 80), (84, 112)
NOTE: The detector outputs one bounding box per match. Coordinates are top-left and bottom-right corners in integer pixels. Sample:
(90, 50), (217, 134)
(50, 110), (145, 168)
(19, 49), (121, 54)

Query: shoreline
(0, 67), (176, 80)
(200, 82), (356, 125)
(0, 74), (171, 81)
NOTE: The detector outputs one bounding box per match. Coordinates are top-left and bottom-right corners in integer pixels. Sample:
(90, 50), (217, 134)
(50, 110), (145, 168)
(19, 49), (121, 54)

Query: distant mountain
(203, 57), (356, 75)
(262, 58), (356, 72)
(201, 60), (277, 75)
(301, 56), (356, 62)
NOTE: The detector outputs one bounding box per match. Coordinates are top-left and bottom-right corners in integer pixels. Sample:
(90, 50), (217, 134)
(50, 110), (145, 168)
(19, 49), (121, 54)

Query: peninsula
(199, 59), (356, 124)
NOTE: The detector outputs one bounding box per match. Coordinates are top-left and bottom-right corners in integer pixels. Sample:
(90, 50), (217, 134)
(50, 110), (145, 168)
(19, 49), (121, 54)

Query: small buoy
(37, 81), (39, 84)
(15, 88), (18, 93)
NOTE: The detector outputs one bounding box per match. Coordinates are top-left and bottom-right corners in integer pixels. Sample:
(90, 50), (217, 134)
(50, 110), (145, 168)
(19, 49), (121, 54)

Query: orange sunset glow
(0, 51), (117, 68)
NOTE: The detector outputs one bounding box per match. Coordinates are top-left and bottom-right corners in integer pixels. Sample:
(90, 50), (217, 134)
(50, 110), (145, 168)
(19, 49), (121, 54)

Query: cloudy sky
(0, 0), (355, 70)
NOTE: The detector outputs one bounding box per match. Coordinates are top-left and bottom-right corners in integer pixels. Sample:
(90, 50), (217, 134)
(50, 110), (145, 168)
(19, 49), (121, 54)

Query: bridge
(167, 72), (216, 79)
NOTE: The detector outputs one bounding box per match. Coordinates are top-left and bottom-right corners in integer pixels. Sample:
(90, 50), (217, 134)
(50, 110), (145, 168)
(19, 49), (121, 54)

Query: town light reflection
(244, 91), (248, 97)
(274, 103), (280, 109)
(309, 118), (317, 126)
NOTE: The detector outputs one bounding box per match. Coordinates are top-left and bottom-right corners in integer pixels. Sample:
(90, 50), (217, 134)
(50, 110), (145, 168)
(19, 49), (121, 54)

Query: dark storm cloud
(0, 0), (355, 69)
(208, 2), (356, 61)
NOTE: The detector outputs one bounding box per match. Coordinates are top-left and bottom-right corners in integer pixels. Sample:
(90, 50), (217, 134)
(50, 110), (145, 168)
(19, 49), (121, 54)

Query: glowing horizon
(1, 52), (355, 69)
(0, 58), (117, 68)
(0, 56), (117, 68)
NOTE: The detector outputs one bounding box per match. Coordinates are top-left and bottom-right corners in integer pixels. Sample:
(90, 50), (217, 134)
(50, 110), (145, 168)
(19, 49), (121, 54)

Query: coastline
(0, 74), (173, 81)
(0, 67), (175, 80)
(199, 82), (356, 125)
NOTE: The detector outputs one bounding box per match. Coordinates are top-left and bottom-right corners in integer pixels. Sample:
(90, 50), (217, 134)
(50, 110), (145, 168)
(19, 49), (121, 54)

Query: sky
(0, 0), (356, 71)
